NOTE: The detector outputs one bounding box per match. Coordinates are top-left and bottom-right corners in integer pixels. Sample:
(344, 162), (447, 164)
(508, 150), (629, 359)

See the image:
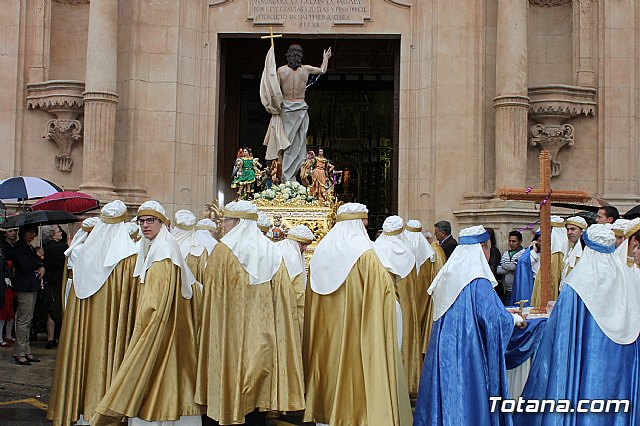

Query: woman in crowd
(12, 225), (44, 365)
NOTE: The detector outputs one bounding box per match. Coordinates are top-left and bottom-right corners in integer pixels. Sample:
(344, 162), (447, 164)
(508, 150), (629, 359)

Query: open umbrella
(624, 204), (640, 220)
(0, 176), (62, 201)
(31, 191), (99, 214)
(0, 210), (80, 229)
(553, 197), (609, 213)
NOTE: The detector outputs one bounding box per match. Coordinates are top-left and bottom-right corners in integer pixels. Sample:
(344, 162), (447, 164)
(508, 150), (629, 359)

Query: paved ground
(0, 339), (52, 426)
(0, 336), (414, 425)
(0, 336), (311, 426)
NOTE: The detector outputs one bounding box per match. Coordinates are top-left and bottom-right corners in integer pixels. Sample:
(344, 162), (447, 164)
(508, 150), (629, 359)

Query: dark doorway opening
(217, 35), (399, 232)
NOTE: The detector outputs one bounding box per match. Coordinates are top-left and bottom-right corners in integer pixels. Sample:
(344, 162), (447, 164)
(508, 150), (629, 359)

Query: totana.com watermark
(489, 397), (630, 413)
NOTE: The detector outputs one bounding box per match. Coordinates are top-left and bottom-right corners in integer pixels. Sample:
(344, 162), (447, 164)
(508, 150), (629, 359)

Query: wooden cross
(498, 150), (590, 308)
(517, 299), (528, 316)
(261, 26), (283, 47)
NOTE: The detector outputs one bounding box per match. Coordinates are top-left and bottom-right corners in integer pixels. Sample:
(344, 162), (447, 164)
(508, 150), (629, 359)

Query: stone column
(79, 0), (118, 196)
(494, 0), (529, 190)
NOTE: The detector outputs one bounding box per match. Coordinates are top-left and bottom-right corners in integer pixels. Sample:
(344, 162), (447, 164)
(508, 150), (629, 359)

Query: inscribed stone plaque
(248, 0), (371, 28)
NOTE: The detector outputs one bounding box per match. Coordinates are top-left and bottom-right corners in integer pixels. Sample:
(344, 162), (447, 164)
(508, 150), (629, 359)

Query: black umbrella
(575, 211), (597, 226)
(624, 205), (640, 220)
(0, 210), (80, 229)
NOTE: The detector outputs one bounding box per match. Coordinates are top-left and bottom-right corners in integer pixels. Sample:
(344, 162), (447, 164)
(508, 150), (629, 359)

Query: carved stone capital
(26, 80), (85, 120)
(44, 119), (83, 172)
(528, 84), (596, 124)
(529, 123), (574, 177)
(26, 80), (86, 172)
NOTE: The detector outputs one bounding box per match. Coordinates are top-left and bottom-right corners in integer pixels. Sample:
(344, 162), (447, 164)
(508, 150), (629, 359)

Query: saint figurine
(309, 148), (334, 202)
(300, 150), (315, 187)
(231, 148), (263, 200)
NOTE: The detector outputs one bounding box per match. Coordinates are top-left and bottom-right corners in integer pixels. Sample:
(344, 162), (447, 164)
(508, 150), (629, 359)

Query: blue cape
(505, 317), (547, 370)
(515, 286), (639, 426)
(510, 247), (533, 306)
(414, 278), (515, 426)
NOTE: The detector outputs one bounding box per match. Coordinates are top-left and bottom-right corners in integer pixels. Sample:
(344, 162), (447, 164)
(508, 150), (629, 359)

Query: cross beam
(261, 26), (283, 47)
(497, 150), (590, 308)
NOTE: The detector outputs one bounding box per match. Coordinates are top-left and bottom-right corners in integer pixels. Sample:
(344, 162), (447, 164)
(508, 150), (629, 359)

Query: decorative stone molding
(527, 84), (595, 178)
(208, 0), (231, 6)
(26, 80), (85, 118)
(529, 0), (571, 6)
(45, 119), (83, 172)
(53, 0), (90, 5)
(26, 80), (85, 172)
(385, 0), (412, 7)
(493, 95), (530, 109)
(83, 90), (119, 105)
(528, 85), (596, 122)
(529, 123), (574, 177)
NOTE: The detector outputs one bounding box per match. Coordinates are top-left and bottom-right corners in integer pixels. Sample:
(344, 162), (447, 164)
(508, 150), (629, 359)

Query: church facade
(2, 0), (639, 240)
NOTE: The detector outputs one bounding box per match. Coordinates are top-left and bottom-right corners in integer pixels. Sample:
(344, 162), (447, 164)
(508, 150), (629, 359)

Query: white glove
(5, 278), (11, 287)
(511, 313), (524, 326)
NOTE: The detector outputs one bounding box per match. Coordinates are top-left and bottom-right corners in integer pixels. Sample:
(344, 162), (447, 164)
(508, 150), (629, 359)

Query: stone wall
(0, 0), (639, 241)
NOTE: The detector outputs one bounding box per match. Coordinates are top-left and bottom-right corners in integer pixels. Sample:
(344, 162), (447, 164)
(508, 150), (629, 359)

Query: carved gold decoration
(255, 195), (341, 250)
(529, 124), (574, 177)
(26, 80), (85, 172)
(45, 119), (82, 172)
(204, 199), (225, 240)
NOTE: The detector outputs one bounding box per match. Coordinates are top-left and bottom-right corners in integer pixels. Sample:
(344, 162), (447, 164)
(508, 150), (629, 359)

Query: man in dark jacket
(434, 220), (458, 261)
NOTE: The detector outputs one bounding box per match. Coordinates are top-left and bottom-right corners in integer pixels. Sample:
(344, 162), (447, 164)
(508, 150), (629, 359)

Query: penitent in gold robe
(195, 243), (305, 425)
(421, 243), (446, 354)
(290, 273), (305, 343)
(185, 252), (208, 340)
(91, 259), (204, 425)
(531, 252), (564, 306)
(47, 255), (138, 426)
(303, 250), (413, 426)
(395, 267), (422, 397)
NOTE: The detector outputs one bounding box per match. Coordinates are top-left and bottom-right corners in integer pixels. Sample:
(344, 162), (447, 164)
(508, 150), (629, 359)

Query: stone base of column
(494, 95), (530, 190)
(78, 181), (118, 201)
(116, 186), (148, 204)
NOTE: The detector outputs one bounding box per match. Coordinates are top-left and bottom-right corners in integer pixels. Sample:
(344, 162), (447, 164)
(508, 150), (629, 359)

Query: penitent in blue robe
(514, 286), (639, 426)
(414, 278), (515, 426)
(510, 247), (533, 306)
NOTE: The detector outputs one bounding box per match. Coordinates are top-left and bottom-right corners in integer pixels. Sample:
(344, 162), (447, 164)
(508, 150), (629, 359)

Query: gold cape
(421, 243), (446, 354)
(92, 259), (204, 425)
(186, 252), (207, 340)
(290, 272), (305, 343)
(195, 243), (305, 425)
(303, 249), (413, 425)
(47, 255), (138, 426)
(531, 251), (564, 306)
(395, 267), (422, 396)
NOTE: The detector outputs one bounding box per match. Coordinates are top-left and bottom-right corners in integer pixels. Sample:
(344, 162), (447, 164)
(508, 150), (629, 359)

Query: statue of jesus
(276, 45), (331, 182)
